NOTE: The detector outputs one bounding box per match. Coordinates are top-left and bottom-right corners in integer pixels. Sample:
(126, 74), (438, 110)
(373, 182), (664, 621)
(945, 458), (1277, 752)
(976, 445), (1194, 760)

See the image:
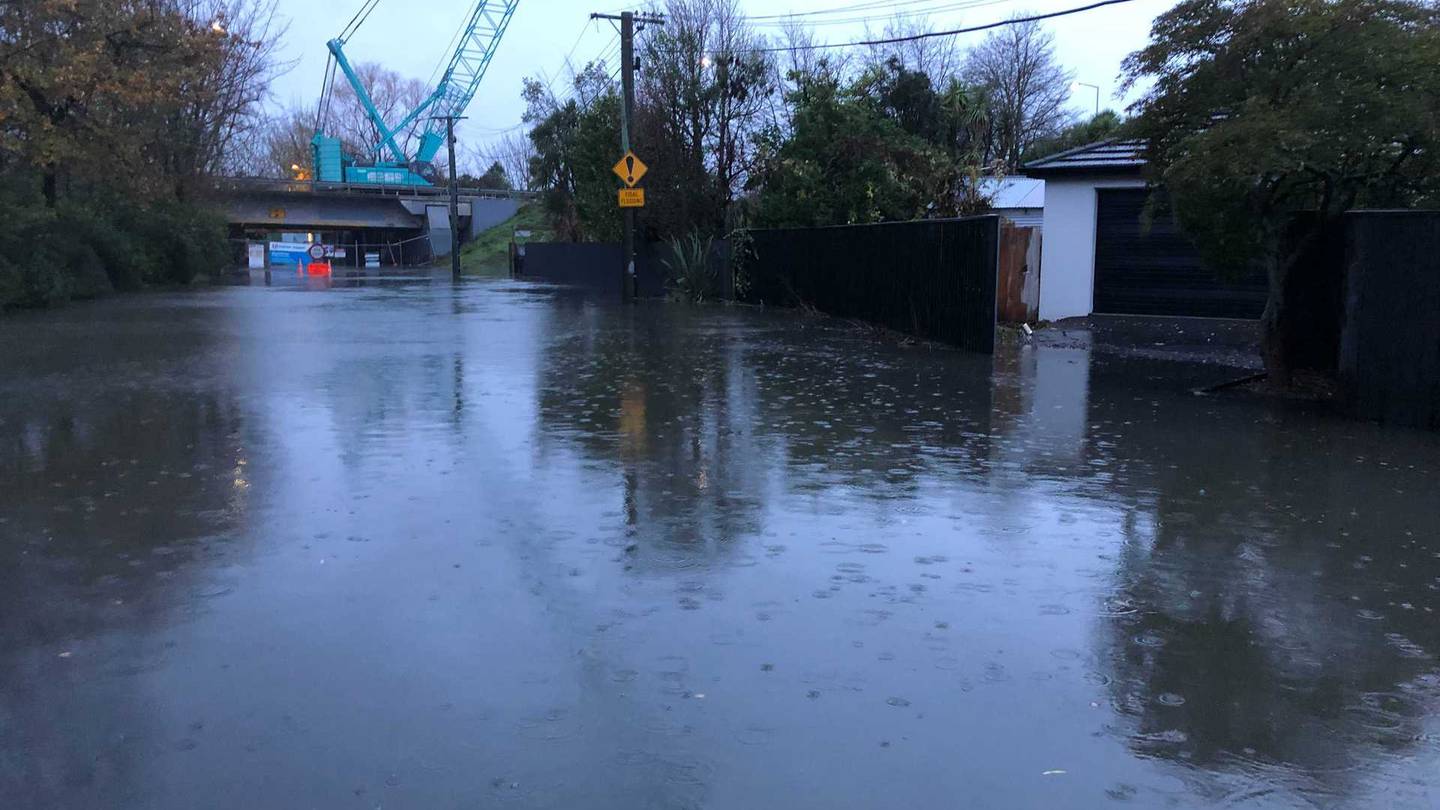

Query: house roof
(1022, 139), (1147, 177)
(980, 177), (1045, 210)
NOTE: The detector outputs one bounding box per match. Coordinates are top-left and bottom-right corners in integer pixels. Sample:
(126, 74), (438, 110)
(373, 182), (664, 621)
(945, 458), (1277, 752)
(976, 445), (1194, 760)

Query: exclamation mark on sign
(625, 155), (636, 185)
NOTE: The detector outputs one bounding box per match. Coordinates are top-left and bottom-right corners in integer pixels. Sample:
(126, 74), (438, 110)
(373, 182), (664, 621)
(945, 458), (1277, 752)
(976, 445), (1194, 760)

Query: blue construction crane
(312, 0), (520, 187)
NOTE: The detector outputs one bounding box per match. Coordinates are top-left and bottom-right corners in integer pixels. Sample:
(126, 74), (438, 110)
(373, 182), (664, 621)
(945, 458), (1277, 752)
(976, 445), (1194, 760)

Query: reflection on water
(1, 280), (1438, 809)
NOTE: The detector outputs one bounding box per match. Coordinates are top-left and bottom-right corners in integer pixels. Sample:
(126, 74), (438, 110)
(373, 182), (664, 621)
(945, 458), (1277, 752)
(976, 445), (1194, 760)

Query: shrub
(0, 247), (71, 310)
(115, 201), (229, 286)
(57, 203), (147, 291)
(0, 178), (230, 309)
(663, 231), (720, 303)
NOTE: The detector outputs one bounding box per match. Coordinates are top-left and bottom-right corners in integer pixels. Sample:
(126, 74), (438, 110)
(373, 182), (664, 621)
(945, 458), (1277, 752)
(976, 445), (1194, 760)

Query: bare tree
(253, 105), (318, 178)
(477, 132), (536, 190)
(162, 0), (293, 185)
(864, 15), (963, 81)
(328, 62), (430, 162)
(637, 0), (773, 233)
(766, 17), (851, 135)
(964, 17), (1074, 170)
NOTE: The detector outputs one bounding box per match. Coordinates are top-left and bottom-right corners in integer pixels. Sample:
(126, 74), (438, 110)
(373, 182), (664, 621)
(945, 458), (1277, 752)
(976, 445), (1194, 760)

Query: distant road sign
(618, 188), (645, 208)
(612, 151), (648, 188)
(307, 243), (326, 261)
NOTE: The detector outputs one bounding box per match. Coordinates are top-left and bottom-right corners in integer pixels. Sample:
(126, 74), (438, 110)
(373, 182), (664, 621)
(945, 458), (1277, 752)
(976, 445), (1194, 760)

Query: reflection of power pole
(430, 114), (467, 281)
(592, 10), (664, 300)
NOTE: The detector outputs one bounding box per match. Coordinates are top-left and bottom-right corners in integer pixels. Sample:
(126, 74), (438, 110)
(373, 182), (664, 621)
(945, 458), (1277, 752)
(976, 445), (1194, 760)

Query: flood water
(3, 274), (1439, 809)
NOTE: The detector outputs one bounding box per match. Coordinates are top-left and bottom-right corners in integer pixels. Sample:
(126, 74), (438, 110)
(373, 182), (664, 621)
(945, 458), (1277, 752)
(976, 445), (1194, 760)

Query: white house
(980, 177), (1045, 229)
(1023, 140), (1266, 322)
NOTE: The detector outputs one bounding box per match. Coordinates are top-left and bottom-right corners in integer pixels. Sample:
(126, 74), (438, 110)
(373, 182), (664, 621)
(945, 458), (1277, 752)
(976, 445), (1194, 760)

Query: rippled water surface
(3, 275), (1439, 808)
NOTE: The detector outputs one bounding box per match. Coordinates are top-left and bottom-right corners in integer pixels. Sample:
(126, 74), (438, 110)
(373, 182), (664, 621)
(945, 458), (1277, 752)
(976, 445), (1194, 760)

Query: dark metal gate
(1093, 188), (1266, 318)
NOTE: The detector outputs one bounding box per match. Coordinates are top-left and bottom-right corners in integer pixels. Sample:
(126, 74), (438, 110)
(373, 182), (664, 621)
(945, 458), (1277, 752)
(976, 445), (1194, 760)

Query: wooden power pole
(431, 114), (467, 281)
(620, 11), (636, 299)
(592, 10), (663, 299)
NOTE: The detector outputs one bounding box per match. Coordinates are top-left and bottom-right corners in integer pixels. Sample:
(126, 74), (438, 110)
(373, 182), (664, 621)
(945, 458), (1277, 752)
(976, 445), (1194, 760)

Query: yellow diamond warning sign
(612, 151), (648, 187)
(618, 188), (645, 208)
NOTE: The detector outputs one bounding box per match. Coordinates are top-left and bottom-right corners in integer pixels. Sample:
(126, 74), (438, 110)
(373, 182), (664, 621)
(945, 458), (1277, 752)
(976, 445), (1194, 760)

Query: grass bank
(459, 205), (553, 276)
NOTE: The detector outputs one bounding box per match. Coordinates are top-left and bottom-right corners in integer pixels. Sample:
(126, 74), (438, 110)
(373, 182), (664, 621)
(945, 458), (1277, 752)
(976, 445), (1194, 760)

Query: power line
(723, 0), (1143, 53)
(561, 19), (602, 69)
(542, 32), (621, 111)
(469, 120), (531, 135)
(425, 4), (479, 90)
(749, 1), (1017, 30)
(338, 0), (382, 43)
(751, 0), (950, 18)
(532, 19), (607, 103)
(749, 0), (1009, 24)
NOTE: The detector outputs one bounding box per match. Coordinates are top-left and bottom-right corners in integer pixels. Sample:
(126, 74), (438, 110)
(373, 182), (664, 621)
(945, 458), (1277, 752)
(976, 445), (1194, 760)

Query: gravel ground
(1031, 315), (1263, 372)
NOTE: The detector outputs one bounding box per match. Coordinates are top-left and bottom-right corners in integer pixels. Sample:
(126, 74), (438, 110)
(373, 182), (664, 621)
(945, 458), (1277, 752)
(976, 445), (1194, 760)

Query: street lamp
(1071, 81), (1100, 117)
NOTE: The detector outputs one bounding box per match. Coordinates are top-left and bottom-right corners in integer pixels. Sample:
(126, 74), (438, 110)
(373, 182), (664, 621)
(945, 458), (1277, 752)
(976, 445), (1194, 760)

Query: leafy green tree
(750, 67), (940, 227)
(1123, 0), (1440, 379)
(476, 161), (511, 190)
(1, 0), (283, 202)
(750, 60), (994, 228)
(524, 62), (622, 241)
(0, 0), (282, 309)
(1024, 110), (1122, 163)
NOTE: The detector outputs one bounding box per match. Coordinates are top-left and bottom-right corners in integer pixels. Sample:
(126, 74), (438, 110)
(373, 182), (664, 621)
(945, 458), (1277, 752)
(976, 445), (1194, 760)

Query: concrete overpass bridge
(218, 178), (535, 263)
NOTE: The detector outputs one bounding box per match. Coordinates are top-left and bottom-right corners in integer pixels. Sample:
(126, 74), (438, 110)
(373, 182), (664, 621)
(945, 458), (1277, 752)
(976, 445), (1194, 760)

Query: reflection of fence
(745, 217), (1001, 353)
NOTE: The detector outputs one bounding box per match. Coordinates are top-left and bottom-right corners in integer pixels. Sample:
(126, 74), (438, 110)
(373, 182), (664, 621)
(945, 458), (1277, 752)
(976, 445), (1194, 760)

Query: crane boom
(312, 0), (521, 187)
(394, 0), (520, 164)
(325, 36), (409, 164)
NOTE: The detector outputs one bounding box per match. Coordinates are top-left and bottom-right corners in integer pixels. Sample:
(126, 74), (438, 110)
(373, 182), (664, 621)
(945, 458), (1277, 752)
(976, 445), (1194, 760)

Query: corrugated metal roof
(995, 209), (1044, 228)
(1022, 139), (1146, 176)
(980, 177), (1045, 209)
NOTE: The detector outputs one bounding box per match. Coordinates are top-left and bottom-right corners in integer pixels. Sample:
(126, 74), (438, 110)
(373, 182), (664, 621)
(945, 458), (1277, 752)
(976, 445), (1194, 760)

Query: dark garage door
(1093, 188), (1267, 318)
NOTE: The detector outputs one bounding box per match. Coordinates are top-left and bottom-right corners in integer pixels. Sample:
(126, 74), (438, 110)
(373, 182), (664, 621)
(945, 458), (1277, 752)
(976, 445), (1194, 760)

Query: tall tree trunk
(1261, 215), (1330, 387)
(1260, 255), (1291, 388)
(42, 162), (58, 208)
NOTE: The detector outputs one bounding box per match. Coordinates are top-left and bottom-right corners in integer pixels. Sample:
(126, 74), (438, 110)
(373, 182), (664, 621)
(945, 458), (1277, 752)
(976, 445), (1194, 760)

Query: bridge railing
(215, 176), (539, 201)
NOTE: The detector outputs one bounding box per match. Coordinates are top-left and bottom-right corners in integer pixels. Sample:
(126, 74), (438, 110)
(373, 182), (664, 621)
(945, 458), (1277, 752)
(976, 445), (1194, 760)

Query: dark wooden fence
(1338, 211), (1440, 429)
(744, 216), (1000, 353)
(513, 242), (666, 297)
(513, 240), (730, 299)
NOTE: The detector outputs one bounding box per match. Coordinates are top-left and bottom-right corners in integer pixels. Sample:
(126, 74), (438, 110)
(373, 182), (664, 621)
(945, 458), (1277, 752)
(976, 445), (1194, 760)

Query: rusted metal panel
(998, 224), (1041, 324)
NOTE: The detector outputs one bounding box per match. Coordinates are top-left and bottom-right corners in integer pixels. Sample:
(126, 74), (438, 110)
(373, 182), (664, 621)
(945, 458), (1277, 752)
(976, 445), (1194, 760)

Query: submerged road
(2, 272), (1439, 808)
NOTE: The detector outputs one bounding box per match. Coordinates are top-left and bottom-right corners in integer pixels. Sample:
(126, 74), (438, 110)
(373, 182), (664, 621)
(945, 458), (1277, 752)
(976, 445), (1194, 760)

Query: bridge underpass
(219, 179), (530, 266)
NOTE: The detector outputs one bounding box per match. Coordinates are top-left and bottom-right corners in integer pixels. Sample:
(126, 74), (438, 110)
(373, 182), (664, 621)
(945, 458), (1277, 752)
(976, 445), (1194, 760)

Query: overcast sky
(267, 0), (1174, 154)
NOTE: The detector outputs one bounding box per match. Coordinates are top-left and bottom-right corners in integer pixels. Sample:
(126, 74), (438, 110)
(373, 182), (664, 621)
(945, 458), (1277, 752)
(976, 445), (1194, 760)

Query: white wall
(1037, 176), (1146, 322)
